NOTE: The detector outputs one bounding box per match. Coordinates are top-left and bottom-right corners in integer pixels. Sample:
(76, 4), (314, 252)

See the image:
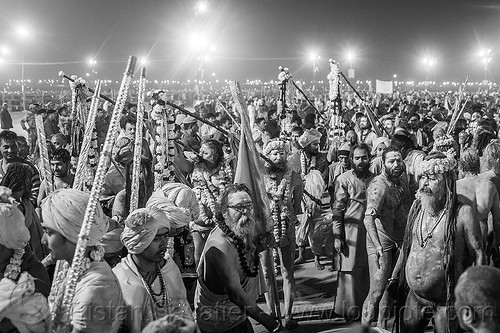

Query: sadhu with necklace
(389, 152), (485, 333)
(194, 184), (286, 333)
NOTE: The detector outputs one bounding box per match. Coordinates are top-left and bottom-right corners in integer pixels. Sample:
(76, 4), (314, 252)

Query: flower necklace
(193, 162), (233, 227)
(264, 168), (292, 245)
(300, 151), (316, 179)
(217, 215), (260, 277)
(4, 248), (25, 281)
(49, 246), (104, 327)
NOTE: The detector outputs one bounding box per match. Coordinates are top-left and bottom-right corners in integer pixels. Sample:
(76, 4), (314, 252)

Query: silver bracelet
(271, 322), (281, 333)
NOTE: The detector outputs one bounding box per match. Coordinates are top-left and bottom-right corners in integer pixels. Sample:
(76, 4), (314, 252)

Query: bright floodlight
(87, 58), (97, 66)
(196, 1), (208, 14)
(0, 46), (9, 56)
(189, 32), (208, 50)
(139, 57), (148, 65)
(346, 51), (355, 62)
(309, 52), (319, 61)
(15, 25), (30, 39)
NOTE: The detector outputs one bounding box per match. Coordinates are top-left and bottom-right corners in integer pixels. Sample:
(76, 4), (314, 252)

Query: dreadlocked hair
(398, 170), (458, 332)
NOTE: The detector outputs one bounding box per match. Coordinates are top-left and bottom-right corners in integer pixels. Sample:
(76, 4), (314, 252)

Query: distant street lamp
(15, 25), (31, 110)
(309, 52), (320, 83)
(479, 49), (492, 84)
(346, 50), (356, 78)
(422, 56), (436, 85)
(195, 1), (208, 15)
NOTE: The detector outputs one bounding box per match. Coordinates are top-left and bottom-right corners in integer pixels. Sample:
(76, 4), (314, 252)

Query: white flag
(376, 80), (394, 94)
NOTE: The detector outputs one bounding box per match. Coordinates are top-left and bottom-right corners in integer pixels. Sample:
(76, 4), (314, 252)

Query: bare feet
(314, 257), (325, 270)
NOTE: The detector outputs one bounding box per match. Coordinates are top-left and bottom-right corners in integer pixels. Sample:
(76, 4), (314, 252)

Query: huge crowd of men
(0, 86), (500, 333)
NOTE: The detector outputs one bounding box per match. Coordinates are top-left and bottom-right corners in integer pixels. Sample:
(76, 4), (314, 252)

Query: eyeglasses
(228, 203), (254, 214)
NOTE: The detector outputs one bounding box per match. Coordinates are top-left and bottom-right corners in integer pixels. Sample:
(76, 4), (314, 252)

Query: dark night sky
(0, 0), (499, 84)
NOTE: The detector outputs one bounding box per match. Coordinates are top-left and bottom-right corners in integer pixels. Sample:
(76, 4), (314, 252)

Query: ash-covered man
(194, 184), (287, 333)
(457, 149), (500, 264)
(262, 140), (303, 329)
(362, 146), (410, 328)
(331, 143), (373, 320)
(390, 153), (484, 333)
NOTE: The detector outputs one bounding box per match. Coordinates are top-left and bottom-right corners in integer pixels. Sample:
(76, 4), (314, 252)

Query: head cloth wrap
(263, 140), (290, 157)
(0, 186), (29, 249)
(371, 137), (390, 156)
(152, 182), (200, 221)
(41, 189), (108, 246)
(298, 129), (322, 149)
(121, 197), (190, 254)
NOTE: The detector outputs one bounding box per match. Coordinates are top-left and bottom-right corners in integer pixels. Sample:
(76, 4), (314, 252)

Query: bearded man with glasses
(194, 184), (287, 333)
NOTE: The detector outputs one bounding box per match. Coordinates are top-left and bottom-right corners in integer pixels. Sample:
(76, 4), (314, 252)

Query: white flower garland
(327, 60), (340, 101)
(300, 151), (316, 179)
(49, 245), (105, 328)
(264, 168), (292, 245)
(192, 162), (233, 227)
(4, 248), (25, 281)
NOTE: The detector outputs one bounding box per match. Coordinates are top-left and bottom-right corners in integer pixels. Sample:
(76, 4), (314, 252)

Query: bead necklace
(139, 261), (168, 309)
(416, 208), (446, 248)
(217, 216), (260, 277)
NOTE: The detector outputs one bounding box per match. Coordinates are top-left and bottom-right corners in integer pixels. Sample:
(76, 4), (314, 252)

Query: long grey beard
(420, 192), (445, 216)
(230, 216), (257, 253)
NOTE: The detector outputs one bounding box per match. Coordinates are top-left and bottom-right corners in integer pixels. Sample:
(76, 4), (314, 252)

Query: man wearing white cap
(262, 140), (303, 328)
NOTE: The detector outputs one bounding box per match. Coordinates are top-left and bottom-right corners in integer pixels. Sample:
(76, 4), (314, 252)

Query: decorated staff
(35, 114), (52, 191)
(149, 91), (176, 189)
(73, 80), (102, 192)
(447, 75), (470, 135)
(277, 66), (292, 136)
(328, 59), (342, 130)
(130, 67), (146, 211)
(67, 75), (92, 160)
(229, 80), (283, 324)
(51, 56), (136, 326)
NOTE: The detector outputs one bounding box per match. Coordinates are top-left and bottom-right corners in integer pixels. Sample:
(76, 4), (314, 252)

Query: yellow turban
(41, 189), (108, 246)
(298, 129), (322, 148)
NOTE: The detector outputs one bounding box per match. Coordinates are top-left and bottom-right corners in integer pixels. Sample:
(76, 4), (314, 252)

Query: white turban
(41, 189), (108, 246)
(0, 186), (29, 250)
(152, 182), (200, 221)
(121, 198), (189, 254)
(298, 129), (322, 148)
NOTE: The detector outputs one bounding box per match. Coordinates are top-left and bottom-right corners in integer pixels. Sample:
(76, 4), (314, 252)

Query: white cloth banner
(376, 80), (394, 94)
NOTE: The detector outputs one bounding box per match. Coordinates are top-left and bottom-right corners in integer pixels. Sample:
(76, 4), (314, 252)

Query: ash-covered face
(268, 149), (287, 171)
(384, 151), (405, 178)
